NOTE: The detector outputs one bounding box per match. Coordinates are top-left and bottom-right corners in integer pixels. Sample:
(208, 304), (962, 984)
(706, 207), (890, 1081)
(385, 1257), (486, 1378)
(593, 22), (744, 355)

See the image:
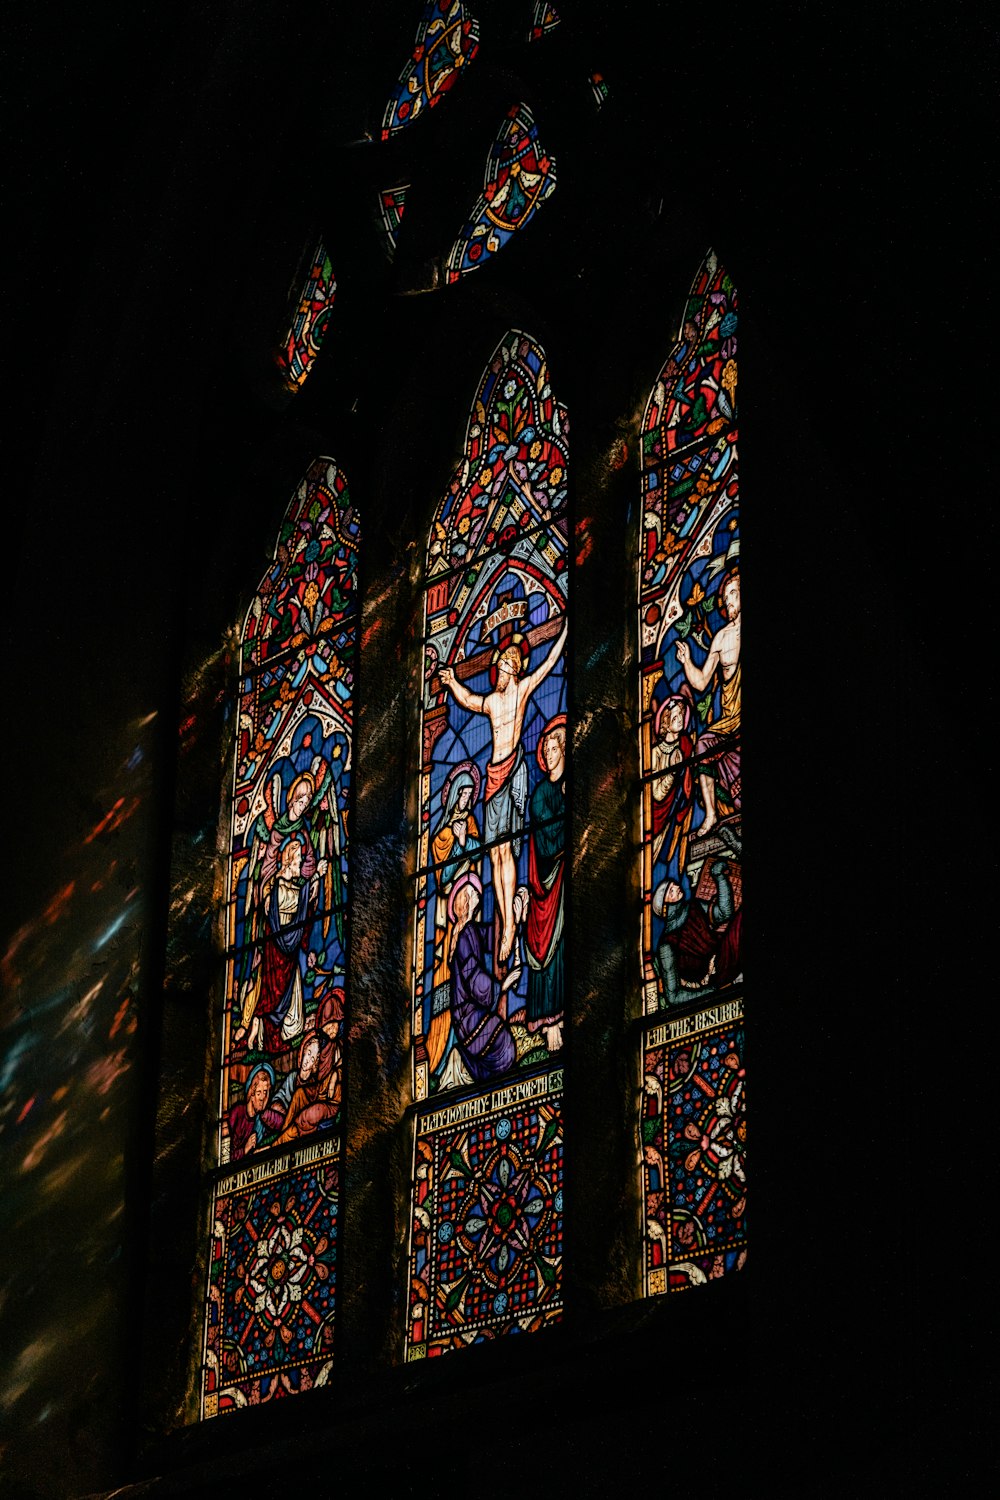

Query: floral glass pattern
(276, 240), (336, 392)
(382, 1), (480, 139)
(202, 1146), (338, 1416)
(445, 104), (557, 282)
(637, 251), (743, 1298)
(406, 331), (569, 1359)
(641, 1004), (746, 1293)
(407, 1071), (563, 1358)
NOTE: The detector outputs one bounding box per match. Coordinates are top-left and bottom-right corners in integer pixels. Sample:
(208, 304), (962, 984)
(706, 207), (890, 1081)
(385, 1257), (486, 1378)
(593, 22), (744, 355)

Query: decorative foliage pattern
(637, 252), (740, 1017)
(445, 104), (557, 282)
(377, 183), (410, 260)
(412, 331), (569, 1105)
(382, 1), (480, 138)
(241, 459), (359, 674)
(276, 240), (336, 392)
(407, 1070), (563, 1358)
(218, 458), (359, 1167)
(641, 1004), (746, 1294)
(202, 1142), (338, 1417)
(642, 250), (738, 462)
(528, 2), (561, 41)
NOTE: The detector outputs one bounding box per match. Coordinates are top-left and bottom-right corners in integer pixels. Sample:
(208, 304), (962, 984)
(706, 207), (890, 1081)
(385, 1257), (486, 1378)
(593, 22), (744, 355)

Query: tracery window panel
(636, 251), (744, 1297)
(528, 3), (561, 43)
(377, 183), (410, 261)
(382, 1), (480, 139)
(276, 239), (336, 393)
(445, 104), (557, 283)
(406, 331), (568, 1360)
(200, 457), (359, 1417)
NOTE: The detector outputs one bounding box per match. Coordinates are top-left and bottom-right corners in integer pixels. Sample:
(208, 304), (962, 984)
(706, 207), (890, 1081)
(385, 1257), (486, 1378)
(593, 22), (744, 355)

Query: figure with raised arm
(675, 571), (741, 836)
(439, 616), (567, 962)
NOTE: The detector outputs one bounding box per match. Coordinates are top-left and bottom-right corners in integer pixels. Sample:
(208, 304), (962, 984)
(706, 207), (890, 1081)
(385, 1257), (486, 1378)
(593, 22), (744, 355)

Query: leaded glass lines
(378, 183), (410, 260)
(445, 104), (557, 282)
(382, 1), (480, 138)
(406, 331), (568, 1359)
(636, 251), (744, 1299)
(201, 457), (359, 1417)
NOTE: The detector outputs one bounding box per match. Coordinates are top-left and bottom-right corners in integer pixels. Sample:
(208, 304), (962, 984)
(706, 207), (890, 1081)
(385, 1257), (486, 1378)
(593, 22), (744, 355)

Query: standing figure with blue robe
(428, 763), (481, 1078)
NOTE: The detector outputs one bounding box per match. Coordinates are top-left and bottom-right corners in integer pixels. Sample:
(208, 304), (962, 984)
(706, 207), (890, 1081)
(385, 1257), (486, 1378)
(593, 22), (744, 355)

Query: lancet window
(636, 252), (746, 1296)
(382, 1), (480, 139)
(406, 331), (568, 1359)
(200, 458), (359, 1414)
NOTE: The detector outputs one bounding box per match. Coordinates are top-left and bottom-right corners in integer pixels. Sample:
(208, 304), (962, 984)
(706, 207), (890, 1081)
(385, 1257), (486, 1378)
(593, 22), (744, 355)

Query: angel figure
(235, 754), (342, 1052)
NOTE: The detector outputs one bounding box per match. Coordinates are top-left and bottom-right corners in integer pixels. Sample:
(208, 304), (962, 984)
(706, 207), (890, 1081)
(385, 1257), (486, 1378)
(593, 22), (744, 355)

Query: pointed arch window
(406, 331), (568, 1360)
(636, 252), (745, 1296)
(200, 457), (360, 1416)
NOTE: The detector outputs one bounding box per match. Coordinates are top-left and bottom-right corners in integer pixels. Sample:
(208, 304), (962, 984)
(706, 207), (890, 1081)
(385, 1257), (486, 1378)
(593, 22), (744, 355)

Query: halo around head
(536, 712), (567, 770)
(489, 632), (529, 687)
(288, 770), (316, 807)
(441, 758), (482, 809)
(654, 693), (692, 740)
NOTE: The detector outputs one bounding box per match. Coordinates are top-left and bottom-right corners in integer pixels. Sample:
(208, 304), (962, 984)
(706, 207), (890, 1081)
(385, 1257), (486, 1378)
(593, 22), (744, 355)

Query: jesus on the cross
(439, 615), (567, 963)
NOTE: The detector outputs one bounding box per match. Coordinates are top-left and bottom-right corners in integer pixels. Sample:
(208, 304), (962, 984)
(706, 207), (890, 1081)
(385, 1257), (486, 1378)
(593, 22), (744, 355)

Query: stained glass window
(377, 183), (410, 260)
(276, 240), (336, 393)
(642, 1002), (745, 1293)
(201, 457), (360, 1416)
(528, 2), (561, 42)
(382, 1), (480, 140)
(445, 104), (557, 283)
(406, 331), (569, 1359)
(636, 251), (743, 1296)
(589, 72), (609, 108)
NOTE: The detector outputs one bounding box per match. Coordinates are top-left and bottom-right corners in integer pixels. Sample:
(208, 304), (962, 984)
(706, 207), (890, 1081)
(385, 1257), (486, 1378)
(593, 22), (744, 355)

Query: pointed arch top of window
(528, 3), (561, 42)
(381, 1), (480, 139)
(642, 249), (738, 463)
(445, 104), (557, 283)
(427, 328), (569, 582)
(276, 239), (337, 394)
(242, 458), (361, 675)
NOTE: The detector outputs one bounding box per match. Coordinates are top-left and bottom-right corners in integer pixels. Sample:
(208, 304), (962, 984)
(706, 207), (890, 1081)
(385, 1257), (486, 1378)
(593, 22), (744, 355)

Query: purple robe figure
(450, 918), (517, 1081)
